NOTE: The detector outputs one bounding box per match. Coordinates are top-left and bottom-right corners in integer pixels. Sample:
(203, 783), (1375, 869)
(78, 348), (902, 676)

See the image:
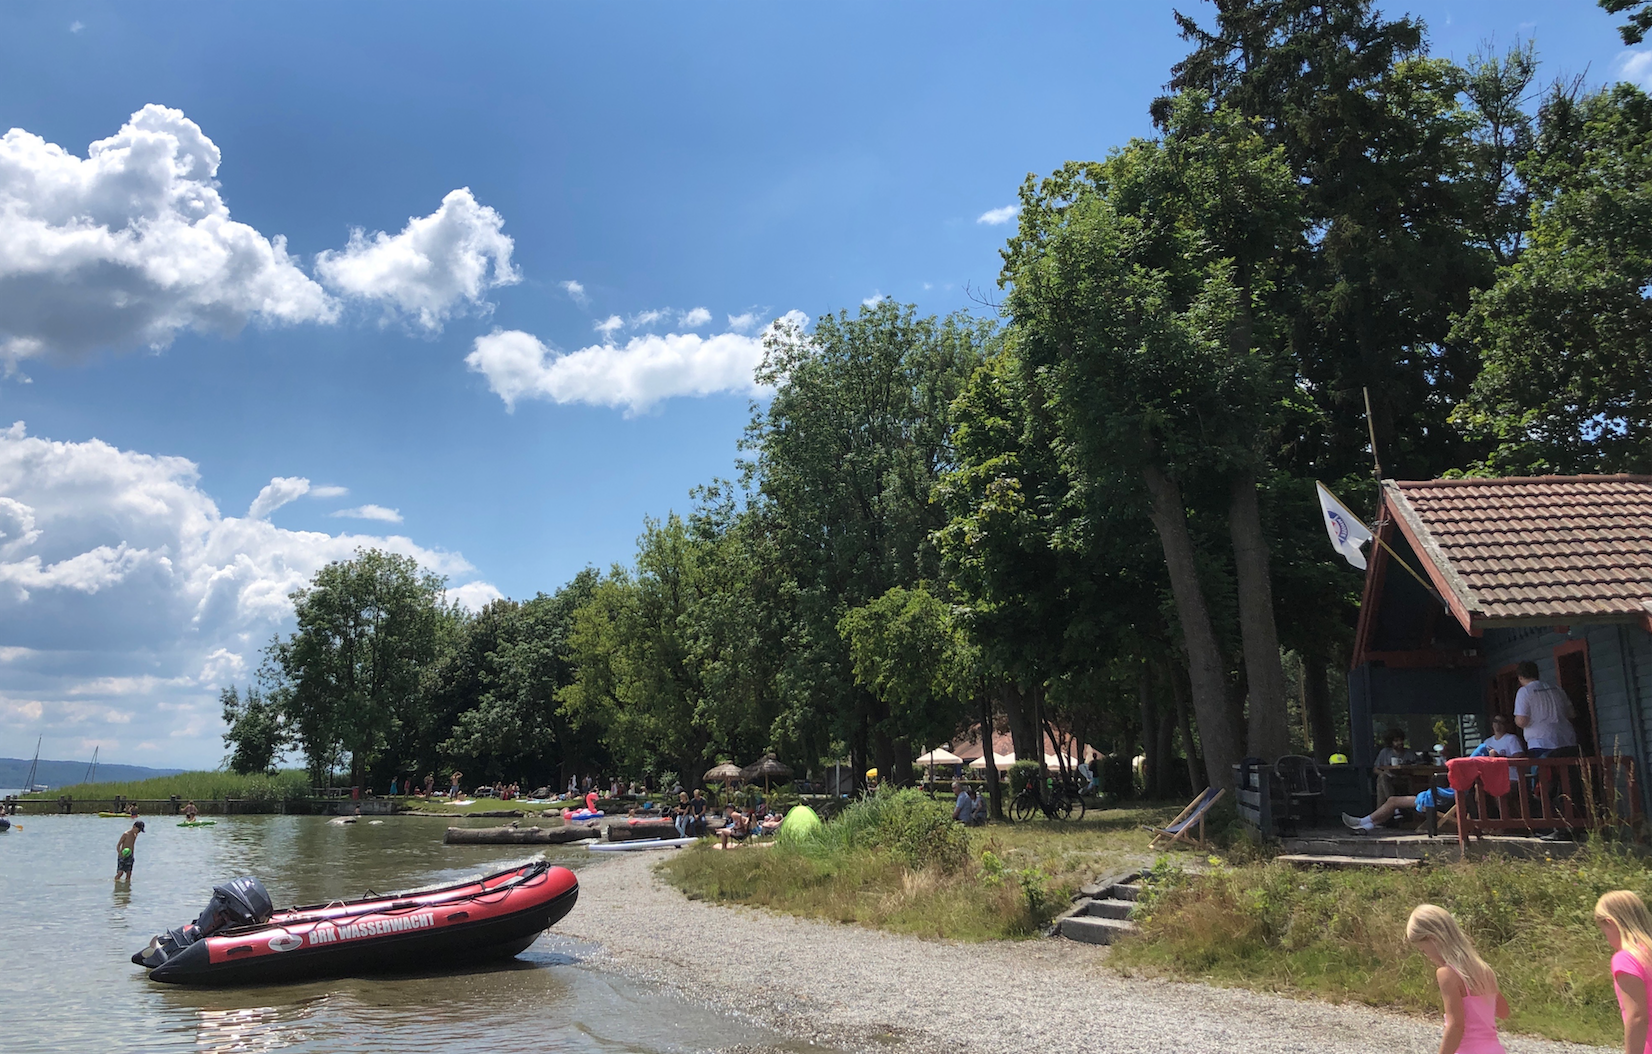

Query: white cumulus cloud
(1619, 50), (1652, 89)
(246, 476), (310, 520)
(0, 422), (498, 766)
(594, 315), (624, 338)
(560, 279), (587, 305)
(465, 311), (807, 414)
(309, 484), (348, 499)
(448, 580), (505, 612)
(679, 307), (711, 328)
(0, 104), (337, 363)
(314, 187), (519, 331)
(330, 504), (402, 523)
(726, 312), (758, 333)
(977, 204), (1020, 225)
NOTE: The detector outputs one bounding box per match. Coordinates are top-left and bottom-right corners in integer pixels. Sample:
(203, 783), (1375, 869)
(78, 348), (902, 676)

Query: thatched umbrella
(704, 762), (744, 784)
(740, 755), (792, 792)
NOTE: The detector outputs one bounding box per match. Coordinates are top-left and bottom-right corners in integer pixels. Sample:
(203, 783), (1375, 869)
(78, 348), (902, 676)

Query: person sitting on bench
(1343, 786), (1455, 832)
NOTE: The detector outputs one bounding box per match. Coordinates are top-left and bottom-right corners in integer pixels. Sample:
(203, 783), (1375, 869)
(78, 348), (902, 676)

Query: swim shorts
(116, 853), (134, 874)
(1413, 787), (1455, 811)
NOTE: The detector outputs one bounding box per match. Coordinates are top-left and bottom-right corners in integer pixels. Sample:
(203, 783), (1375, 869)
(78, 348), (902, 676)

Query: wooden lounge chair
(1144, 787), (1226, 849)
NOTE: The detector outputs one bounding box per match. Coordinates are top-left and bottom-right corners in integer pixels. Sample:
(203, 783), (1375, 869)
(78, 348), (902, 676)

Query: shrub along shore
(660, 789), (1173, 941)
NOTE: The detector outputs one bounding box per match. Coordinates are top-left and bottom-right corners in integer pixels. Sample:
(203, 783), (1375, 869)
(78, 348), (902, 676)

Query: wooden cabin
(1349, 475), (1652, 826)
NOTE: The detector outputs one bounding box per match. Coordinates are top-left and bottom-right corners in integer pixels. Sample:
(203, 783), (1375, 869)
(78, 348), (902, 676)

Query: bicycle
(1009, 782), (1086, 821)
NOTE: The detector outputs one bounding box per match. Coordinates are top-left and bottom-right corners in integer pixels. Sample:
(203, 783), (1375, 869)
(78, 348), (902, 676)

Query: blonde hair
(1596, 891), (1652, 969)
(1406, 904), (1497, 996)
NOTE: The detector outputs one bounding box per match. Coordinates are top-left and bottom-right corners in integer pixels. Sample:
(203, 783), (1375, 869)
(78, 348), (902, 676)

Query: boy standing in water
(114, 820), (144, 881)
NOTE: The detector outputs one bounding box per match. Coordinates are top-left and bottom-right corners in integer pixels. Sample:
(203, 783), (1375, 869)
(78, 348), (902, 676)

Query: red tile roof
(1385, 475), (1652, 625)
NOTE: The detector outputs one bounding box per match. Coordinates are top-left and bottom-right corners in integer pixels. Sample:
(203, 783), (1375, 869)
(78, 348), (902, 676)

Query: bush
(812, 787), (971, 873)
(1009, 759), (1043, 797)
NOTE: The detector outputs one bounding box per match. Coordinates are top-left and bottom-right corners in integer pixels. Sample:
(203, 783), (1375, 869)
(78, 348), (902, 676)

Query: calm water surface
(2, 814), (796, 1054)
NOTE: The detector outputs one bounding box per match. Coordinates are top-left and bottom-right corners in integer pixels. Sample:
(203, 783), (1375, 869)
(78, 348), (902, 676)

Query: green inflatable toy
(776, 804), (822, 844)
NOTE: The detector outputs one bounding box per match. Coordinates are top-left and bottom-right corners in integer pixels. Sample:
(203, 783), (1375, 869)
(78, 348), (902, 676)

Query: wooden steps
(1276, 853), (1420, 869)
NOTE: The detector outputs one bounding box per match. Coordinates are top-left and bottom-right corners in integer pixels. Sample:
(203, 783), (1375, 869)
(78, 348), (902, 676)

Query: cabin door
(1554, 641), (1601, 757)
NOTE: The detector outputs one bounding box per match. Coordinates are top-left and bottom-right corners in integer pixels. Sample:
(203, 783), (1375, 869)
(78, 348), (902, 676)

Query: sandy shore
(555, 852), (1606, 1054)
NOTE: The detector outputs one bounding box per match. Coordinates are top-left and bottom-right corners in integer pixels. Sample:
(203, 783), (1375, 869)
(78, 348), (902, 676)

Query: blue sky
(0, 0), (1640, 769)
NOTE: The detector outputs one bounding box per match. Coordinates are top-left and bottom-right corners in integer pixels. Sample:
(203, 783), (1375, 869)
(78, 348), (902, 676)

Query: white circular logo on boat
(267, 934), (303, 953)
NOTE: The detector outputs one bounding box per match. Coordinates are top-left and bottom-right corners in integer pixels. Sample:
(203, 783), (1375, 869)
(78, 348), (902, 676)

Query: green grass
(1110, 846), (1649, 1047)
(24, 769), (312, 803)
(658, 794), (1179, 941)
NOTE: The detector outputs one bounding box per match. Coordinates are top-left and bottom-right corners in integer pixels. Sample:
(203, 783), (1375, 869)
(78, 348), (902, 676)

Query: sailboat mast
(23, 736), (41, 793)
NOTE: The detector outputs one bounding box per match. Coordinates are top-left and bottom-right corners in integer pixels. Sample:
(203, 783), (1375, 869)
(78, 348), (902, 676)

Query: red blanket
(1446, 756), (1514, 798)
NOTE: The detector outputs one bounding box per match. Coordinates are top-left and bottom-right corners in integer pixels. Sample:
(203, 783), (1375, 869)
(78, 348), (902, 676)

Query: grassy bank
(22, 769), (311, 803)
(660, 790), (1176, 941)
(1111, 848), (1648, 1046)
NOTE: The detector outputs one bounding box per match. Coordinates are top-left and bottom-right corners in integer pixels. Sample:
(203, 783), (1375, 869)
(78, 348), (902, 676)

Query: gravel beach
(556, 852), (1607, 1054)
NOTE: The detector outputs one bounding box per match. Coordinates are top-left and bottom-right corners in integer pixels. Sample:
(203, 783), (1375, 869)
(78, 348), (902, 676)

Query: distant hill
(0, 757), (185, 790)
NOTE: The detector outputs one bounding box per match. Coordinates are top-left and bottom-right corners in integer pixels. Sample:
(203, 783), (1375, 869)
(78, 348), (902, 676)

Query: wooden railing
(1455, 756), (1640, 847)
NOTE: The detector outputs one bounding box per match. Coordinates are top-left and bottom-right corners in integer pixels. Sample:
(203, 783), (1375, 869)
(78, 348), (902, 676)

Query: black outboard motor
(136, 877), (273, 968)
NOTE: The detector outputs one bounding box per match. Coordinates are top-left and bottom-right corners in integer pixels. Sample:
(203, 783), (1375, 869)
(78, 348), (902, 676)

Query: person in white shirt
(1472, 714), (1526, 759)
(1514, 661), (1578, 756)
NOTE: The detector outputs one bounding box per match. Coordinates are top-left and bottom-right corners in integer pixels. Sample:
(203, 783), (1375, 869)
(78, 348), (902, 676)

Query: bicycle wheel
(1010, 795), (1036, 822)
(1066, 794), (1086, 821)
(1052, 795), (1076, 821)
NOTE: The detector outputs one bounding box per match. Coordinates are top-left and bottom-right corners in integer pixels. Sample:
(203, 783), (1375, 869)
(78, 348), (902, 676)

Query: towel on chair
(1447, 756), (1514, 798)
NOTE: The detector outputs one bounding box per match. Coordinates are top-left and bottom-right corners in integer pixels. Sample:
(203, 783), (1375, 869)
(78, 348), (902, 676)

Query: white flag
(1317, 481), (1374, 570)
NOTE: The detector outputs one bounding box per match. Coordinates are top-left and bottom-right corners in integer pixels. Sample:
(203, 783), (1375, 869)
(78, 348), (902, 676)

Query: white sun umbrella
(915, 747), (963, 766)
(969, 751), (1016, 770)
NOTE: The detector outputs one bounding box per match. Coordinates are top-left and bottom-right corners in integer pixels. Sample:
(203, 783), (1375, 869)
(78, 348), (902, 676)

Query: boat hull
(137, 861), (578, 986)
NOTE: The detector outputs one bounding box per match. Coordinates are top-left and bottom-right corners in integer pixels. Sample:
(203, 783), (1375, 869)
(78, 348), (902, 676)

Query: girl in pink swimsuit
(1595, 891), (1652, 1054)
(1406, 904), (1509, 1054)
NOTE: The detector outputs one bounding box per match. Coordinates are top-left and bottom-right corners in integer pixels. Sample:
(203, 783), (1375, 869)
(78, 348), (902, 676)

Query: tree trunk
(872, 727), (896, 792)
(892, 737), (914, 788)
(1142, 463), (1243, 787)
(1303, 646), (1336, 762)
(979, 688), (1002, 819)
(1230, 473), (1291, 761)
(1137, 667), (1160, 799)
(1002, 683), (1038, 762)
(1167, 658), (1205, 791)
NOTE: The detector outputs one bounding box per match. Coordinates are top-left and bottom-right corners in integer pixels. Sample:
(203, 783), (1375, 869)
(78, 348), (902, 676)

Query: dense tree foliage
(223, 1), (1650, 795)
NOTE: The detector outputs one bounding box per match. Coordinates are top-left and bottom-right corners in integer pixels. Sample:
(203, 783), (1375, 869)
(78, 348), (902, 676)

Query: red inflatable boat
(133, 858), (578, 985)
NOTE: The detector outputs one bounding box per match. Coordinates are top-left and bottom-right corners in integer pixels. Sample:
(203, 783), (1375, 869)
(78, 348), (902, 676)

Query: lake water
(1, 814), (801, 1054)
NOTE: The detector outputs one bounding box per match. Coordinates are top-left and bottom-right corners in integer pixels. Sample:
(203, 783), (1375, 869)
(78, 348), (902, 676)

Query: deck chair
(1144, 787), (1226, 849)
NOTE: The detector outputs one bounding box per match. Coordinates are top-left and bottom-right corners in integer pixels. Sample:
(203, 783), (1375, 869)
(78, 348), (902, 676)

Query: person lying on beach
(718, 808), (751, 849)
(1344, 786), (1455, 832)
(114, 820), (144, 881)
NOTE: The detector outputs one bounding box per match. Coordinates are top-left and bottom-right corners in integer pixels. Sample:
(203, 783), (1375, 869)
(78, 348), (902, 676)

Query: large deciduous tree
(1002, 97), (1301, 783)
(1451, 84), (1652, 475)
(266, 548), (447, 785)
(749, 302), (991, 786)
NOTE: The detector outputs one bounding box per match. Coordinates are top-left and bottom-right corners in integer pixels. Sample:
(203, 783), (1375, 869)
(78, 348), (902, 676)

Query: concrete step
(1059, 915), (1138, 945)
(1111, 883), (1142, 902)
(1085, 898), (1135, 920)
(1276, 853), (1420, 870)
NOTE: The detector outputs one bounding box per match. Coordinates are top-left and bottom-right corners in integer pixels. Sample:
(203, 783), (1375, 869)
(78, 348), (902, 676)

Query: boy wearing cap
(115, 819), (144, 880)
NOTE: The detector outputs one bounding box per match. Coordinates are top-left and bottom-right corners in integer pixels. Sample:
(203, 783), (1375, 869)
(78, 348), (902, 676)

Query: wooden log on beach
(443, 825), (598, 845)
(605, 820), (681, 842)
